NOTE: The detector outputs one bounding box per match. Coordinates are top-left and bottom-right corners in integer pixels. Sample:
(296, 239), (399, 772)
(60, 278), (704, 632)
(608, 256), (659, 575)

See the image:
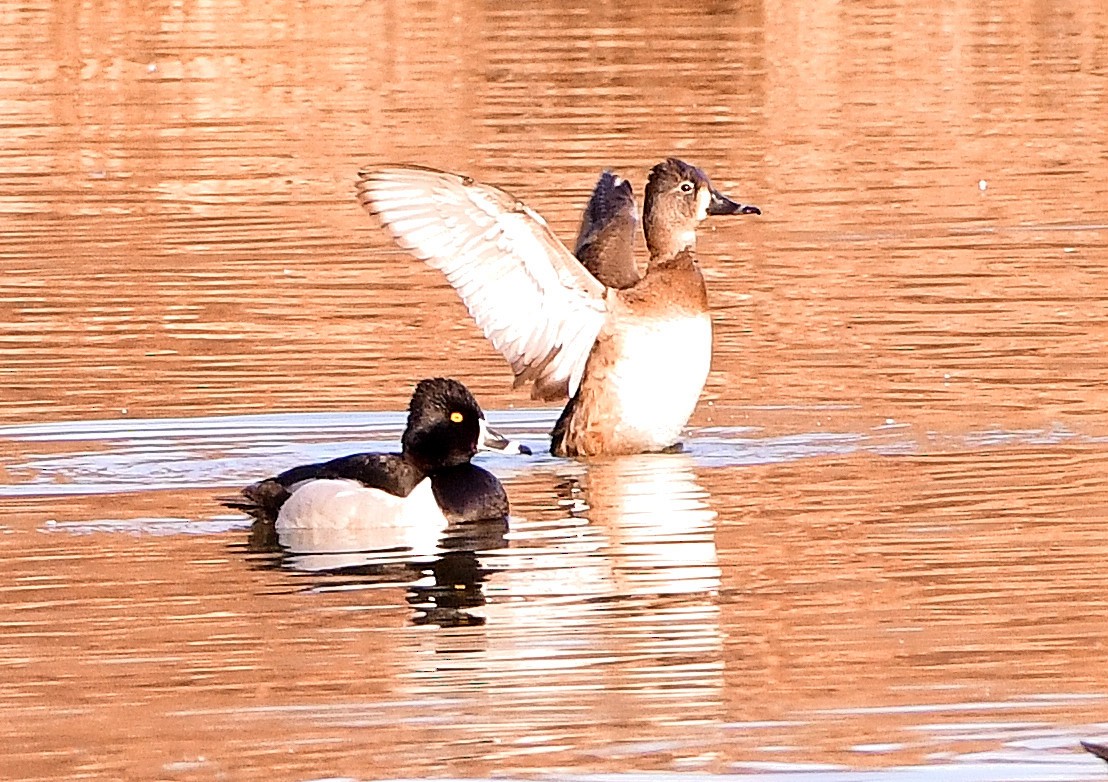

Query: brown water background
(2, 0), (1107, 780)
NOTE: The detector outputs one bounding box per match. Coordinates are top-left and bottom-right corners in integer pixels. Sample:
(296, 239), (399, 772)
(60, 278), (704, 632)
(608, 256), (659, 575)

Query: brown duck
(357, 158), (759, 457)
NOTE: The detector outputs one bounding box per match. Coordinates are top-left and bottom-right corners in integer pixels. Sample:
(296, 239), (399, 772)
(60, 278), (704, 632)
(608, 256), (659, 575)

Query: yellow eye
(450, 411), (464, 423)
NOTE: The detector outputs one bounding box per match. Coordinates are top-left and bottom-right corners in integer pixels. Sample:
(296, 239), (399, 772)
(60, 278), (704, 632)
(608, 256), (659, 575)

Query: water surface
(2, 0), (1108, 780)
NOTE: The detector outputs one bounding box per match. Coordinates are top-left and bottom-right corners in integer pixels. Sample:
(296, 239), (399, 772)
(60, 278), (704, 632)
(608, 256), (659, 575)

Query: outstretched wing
(357, 165), (607, 401)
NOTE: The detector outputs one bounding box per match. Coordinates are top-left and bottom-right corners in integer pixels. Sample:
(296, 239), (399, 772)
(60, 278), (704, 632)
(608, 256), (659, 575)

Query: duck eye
(679, 181), (694, 194)
(450, 411), (464, 423)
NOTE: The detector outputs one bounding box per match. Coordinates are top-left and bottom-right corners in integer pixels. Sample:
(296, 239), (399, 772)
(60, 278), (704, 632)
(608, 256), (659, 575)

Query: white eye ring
(679, 181), (694, 193)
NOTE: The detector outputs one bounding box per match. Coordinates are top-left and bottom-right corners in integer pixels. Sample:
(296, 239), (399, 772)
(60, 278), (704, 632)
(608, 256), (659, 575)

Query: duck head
(642, 158), (760, 260)
(403, 378), (529, 470)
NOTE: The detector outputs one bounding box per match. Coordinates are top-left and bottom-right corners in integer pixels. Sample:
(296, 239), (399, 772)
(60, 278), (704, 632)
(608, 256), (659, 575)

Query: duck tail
(220, 479), (290, 525)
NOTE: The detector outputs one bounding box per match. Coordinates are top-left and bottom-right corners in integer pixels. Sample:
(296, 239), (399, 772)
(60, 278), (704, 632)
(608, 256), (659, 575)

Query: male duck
(226, 378), (529, 530)
(356, 159), (759, 457)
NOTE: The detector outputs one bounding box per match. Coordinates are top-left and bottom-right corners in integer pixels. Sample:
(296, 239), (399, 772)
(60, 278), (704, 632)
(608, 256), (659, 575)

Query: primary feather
(357, 165), (608, 400)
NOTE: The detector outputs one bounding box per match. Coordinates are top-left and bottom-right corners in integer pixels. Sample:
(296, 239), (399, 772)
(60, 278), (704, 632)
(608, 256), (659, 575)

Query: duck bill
(707, 188), (761, 216)
(478, 417), (532, 455)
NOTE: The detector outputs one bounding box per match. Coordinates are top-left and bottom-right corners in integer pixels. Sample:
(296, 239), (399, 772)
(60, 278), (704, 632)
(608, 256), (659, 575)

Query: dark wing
(224, 453), (420, 524)
(357, 165), (608, 401)
(573, 171), (641, 289)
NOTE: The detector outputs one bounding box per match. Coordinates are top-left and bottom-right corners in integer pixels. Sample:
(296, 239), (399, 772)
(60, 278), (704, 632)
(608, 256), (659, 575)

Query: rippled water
(2, 0), (1108, 780)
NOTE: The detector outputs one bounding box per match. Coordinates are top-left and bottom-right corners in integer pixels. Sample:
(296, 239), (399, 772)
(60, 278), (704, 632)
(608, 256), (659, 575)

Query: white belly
(275, 477), (448, 554)
(608, 314), (711, 449)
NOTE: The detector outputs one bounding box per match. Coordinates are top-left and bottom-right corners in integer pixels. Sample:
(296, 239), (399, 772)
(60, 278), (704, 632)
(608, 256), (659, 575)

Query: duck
(356, 158), (760, 457)
(224, 378), (530, 532)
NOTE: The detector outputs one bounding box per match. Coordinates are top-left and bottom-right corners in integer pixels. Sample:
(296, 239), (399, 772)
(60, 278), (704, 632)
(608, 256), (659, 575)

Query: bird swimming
(225, 378), (529, 532)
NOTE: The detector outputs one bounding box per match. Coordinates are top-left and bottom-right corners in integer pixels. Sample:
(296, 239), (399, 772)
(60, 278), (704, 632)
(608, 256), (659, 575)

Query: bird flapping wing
(357, 165), (608, 400)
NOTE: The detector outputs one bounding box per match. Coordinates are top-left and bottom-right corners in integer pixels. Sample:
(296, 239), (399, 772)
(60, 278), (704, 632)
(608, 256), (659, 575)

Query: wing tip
(355, 163), (480, 218)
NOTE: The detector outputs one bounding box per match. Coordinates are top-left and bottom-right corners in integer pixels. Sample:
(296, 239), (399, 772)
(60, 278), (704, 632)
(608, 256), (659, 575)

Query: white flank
(275, 478), (448, 554)
(608, 314), (712, 450)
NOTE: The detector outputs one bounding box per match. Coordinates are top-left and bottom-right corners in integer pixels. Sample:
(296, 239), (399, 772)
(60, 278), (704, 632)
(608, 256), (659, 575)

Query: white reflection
(400, 452), (726, 748)
(247, 511), (509, 628)
(580, 452), (721, 597)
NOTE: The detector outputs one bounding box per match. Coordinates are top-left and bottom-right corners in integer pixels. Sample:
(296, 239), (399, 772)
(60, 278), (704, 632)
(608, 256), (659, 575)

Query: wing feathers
(357, 166), (607, 399)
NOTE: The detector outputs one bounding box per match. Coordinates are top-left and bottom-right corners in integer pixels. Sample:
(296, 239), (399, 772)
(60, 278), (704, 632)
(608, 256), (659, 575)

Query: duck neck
(645, 214), (697, 262)
(405, 447), (471, 475)
(402, 428), (474, 475)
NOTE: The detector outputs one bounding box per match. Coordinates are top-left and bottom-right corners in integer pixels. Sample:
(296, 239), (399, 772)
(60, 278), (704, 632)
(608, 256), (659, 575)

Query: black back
(549, 392), (577, 457)
(225, 452), (424, 524)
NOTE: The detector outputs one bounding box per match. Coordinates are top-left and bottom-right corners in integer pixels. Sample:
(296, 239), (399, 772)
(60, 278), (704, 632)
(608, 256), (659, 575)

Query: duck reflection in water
(247, 514), (508, 628)
(397, 452), (726, 702)
(554, 451), (721, 599)
(228, 377), (529, 627)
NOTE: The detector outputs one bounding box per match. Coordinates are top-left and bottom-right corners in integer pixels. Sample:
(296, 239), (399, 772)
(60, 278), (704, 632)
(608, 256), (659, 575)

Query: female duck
(357, 159), (759, 457)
